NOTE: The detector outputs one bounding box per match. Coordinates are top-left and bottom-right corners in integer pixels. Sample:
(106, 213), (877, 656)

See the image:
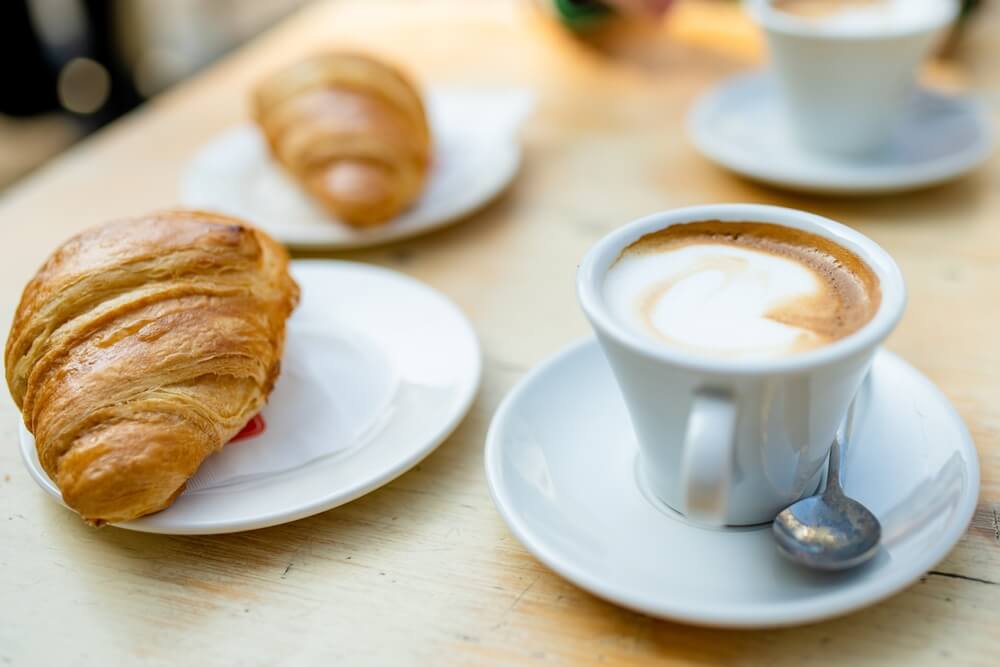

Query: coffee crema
(773, 0), (886, 19)
(769, 0), (954, 33)
(602, 221), (881, 360)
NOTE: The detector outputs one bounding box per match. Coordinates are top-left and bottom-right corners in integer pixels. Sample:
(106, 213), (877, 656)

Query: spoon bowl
(773, 439), (882, 570)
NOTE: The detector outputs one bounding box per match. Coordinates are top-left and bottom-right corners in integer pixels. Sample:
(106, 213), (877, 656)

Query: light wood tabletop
(1, 1), (997, 664)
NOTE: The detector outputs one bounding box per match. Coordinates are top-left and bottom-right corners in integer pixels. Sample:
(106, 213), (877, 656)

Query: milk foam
(771, 0), (957, 36)
(603, 243), (827, 359)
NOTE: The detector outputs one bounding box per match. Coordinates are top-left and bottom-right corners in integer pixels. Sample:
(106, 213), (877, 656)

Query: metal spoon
(772, 438), (881, 570)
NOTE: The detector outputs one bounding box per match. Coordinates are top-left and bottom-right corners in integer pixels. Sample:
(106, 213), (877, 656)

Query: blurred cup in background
(747, 0), (959, 157)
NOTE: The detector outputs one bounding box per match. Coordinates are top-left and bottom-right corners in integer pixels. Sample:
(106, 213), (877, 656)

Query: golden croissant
(252, 51), (431, 227)
(5, 210), (299, 525)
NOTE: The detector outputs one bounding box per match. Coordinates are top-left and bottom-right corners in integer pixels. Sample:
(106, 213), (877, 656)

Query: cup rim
(744, 0), (960, 41)
(576, 204), (906, 376)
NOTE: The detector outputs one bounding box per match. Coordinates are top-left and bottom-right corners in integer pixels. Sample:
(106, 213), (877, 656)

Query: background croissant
(5, 210), (299, 525)
(252, 51), (431, 227)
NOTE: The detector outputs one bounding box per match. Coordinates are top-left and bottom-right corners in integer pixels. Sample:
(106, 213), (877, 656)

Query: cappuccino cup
(747, 0), (959, 156)
(577, 204), (905, 526)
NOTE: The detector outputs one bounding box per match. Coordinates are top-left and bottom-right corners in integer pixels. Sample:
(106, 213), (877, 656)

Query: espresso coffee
(770, 0), (953, 32)
(773, 0), (886, 19)
(602, 221), (881, 359)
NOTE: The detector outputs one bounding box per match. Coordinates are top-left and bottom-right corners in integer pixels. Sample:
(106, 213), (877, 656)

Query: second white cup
(747, 0), (959, 157)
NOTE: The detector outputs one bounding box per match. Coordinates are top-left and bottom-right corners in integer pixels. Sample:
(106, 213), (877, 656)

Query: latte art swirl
(603, 222), (880, 360)
(634, 247), (827, 356)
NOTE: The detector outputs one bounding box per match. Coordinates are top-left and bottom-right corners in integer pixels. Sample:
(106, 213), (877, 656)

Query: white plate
(181, 88), (532, 248)
(688, 73), (993, 196)
(485, 338), (979, 628)
(20, 260), (481, 534)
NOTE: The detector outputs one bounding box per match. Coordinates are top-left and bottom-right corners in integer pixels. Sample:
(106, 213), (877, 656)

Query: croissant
(5, 210), (299, 525)
(252, 51), (431, 227)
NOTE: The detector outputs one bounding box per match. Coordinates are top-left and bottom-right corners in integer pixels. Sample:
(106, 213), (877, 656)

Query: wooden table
(1, 1), (997, 664)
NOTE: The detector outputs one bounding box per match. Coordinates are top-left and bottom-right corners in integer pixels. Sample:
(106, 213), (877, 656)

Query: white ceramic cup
(577, 204), (906, 526)
(747, 0), (959, 157)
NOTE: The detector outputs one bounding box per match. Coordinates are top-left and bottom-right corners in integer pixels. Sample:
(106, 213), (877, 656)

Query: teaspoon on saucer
(772, 438), (882, 570)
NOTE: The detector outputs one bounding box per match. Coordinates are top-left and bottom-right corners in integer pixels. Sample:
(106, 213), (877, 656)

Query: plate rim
(687, 72), (995, 196)
(484, 336), (980, 628)
(19, 259), (482, 534)
(179, 113), (523, 250)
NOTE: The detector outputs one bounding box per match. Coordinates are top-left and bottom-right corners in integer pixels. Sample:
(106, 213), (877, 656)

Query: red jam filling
(227, 414), (266, 444)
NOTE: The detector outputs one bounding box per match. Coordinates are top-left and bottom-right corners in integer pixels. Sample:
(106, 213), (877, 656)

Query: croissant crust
(252, 51), (431, 227)
(5, 210), (299, 524)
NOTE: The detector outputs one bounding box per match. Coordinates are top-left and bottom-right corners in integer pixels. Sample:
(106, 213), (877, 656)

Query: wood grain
(0, 1), (997, 664)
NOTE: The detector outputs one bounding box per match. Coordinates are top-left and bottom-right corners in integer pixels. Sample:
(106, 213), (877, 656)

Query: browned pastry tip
(5, 210), (299, 525)
(307, 160), (399, 228)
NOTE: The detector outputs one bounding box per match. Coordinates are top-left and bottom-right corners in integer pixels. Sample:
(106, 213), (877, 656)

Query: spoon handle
(825, 439), (843, 494)
(838, 375), (869, 487)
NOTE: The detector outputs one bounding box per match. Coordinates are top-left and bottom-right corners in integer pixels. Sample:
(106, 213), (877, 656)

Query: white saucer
(181, 88), (532, 249)
(20, 260), (481, 534)
(485, 338), (979, 628)
(688, 73), (993, 196)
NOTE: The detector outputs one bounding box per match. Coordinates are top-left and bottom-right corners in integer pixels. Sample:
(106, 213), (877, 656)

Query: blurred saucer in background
(181, 88), (533, 249)
(688, 73), (993, 197)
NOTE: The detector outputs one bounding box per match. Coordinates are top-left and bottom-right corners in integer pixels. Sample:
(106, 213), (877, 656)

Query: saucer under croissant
(10, 212), (480, 533)
(181, 52), (532, 249)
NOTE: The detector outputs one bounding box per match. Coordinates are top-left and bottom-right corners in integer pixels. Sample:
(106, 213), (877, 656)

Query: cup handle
(679, 390), (737, 526)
